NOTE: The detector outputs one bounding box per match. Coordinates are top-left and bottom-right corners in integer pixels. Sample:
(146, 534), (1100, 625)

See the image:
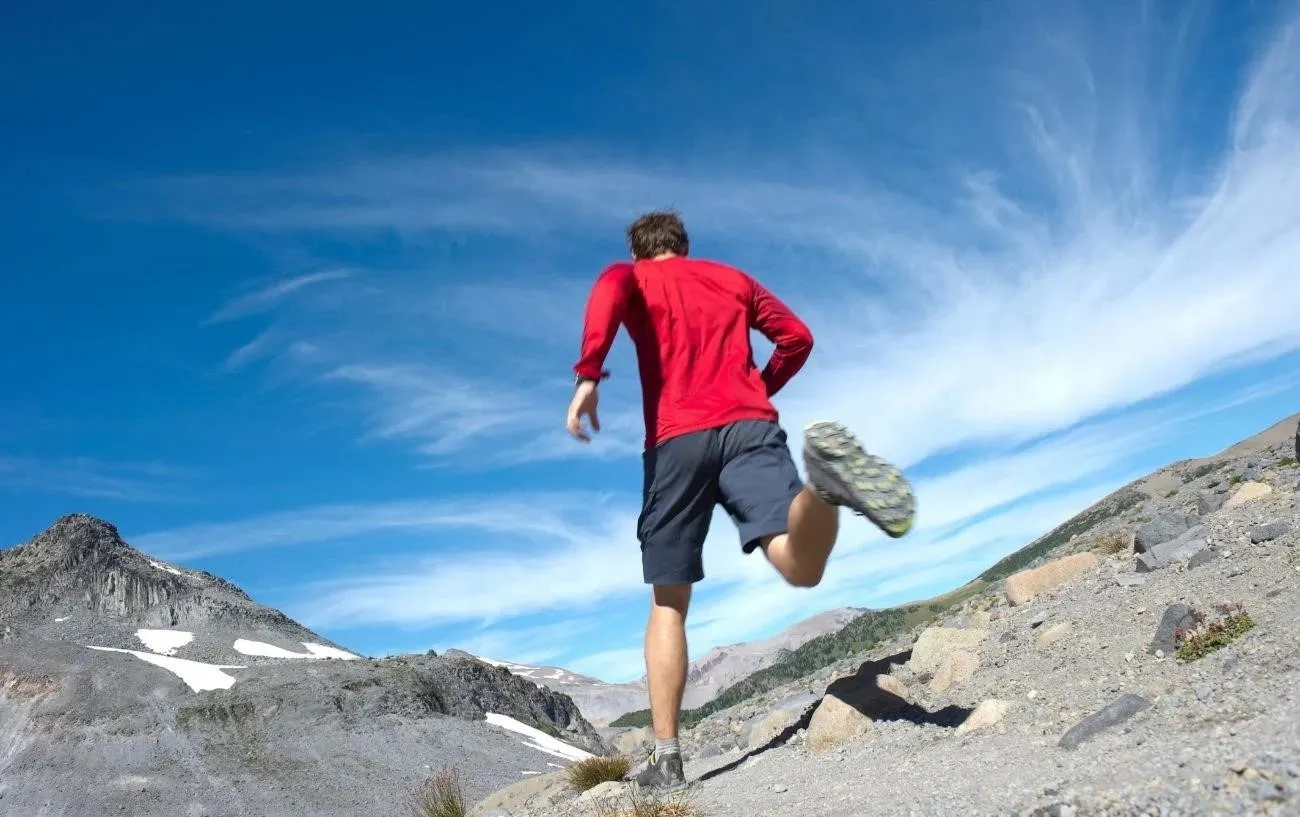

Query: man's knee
(782, 567), (824, 589)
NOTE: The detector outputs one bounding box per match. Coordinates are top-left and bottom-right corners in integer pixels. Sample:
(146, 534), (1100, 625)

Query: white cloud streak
(206, 270), (353, 324)
(0, 457), (188, 502)
(172, 2), (1300, 479)
(131, 3), (1300, 673)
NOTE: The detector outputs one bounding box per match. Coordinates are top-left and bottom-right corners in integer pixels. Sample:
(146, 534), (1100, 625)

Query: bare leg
(759, 487), (839, 588)
(644, 583), (691, 740)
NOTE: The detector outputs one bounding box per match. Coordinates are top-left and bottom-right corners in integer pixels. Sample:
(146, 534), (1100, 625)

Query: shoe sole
(804, 420), (915, 538)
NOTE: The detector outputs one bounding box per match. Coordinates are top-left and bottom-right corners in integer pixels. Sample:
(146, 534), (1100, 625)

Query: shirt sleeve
(573, 263), (632, 383)
(748, 276), (813, 396)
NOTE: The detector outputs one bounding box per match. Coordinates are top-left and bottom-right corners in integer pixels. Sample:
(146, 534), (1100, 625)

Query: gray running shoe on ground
(803, 420), (915, 538)
(632, 749), (687, 793)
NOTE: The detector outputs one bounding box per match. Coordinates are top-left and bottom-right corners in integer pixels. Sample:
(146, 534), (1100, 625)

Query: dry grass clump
(590, 786), (701, 817)
(1090, 529), (1133, 555)
(567, 754), (633, 792)
(408, 768), (467, 817)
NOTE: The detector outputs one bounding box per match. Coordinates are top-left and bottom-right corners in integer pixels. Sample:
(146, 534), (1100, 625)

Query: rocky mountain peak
(1, 514), (266, 633)
(18, 512), (131, 567)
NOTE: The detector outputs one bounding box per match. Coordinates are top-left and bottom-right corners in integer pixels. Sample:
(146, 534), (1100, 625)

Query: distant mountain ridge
(0, 514), (609, 817)
(469, 606), (865, 725)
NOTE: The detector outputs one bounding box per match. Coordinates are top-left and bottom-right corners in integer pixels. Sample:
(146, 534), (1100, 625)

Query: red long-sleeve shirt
(573, 256), (813, 449)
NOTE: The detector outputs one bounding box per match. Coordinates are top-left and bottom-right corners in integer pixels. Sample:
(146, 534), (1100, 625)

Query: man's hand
(566, 380), (601, 443)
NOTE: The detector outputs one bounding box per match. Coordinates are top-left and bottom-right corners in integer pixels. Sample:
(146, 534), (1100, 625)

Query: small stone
(956, 699), (1010, 734)
(1036, 622), (1074, 647)
(1194, 684), (1211, 702)
(1197, 490), (1228, 515)
(1028, 689), (1040, 700)
(929, 649), (979, 693)
(771, 784), (788, 794)
(1029, 610), (1050, 628)
(1124, 652), (1135, 663)
(1155, 649), (1165, 659)
(1249, 522), (1291, 543)
(1115, 574), (1147, 587)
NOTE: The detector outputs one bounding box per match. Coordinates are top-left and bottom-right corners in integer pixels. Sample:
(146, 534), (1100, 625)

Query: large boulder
(1135, 525), (1208, 572)
(1224, 481), (1273, 509)
(1003, 553), (1100, 606)
(1134, 512), (1199, 552)
(909, 627), (988, 674)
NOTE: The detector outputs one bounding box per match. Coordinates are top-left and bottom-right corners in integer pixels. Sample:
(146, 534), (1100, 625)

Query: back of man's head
(627, 210), (690, 260)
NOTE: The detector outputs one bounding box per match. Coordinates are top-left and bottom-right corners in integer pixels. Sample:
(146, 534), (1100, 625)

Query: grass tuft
(408, 768), (467, 817)
(1278, 457), (1297, 467)
(590, 786), (701, 817)
(1090, 529), (1132, 555)
(567, 755), (633, 792)
(1174, 603), (1256, 662)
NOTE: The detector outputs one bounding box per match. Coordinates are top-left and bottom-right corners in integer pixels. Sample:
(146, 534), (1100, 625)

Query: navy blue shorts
(637, 419), (805, 585)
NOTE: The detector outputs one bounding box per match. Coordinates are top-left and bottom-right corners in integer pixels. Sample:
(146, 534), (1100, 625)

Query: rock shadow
(696, 648), (973, 783)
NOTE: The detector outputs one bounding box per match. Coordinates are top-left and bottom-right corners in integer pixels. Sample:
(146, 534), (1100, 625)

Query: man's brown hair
(627, 210), (690, 260)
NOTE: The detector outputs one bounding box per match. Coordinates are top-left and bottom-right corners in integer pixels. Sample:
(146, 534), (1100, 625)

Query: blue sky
(3, 0), (1300, 683)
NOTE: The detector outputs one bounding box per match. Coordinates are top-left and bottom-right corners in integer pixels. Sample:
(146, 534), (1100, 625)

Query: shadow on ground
(696, 648), (973, 783)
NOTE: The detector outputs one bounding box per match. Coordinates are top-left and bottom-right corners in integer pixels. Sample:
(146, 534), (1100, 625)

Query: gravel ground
(478, 437), (1300, 816)
(679, 459), (1300, 816)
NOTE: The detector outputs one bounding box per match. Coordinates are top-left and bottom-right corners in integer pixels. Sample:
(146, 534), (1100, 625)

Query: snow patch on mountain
(233, 638), (361, 660)
(135, 629), (194, 656)
(485, 712), (595, 762)
(86, 646), (244, 692)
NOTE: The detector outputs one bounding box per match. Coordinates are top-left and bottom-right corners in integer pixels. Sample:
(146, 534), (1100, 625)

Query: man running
(567, 211), (915, 791)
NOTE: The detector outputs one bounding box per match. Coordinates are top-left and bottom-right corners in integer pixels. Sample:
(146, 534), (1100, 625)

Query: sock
(654, 737), (680, 758)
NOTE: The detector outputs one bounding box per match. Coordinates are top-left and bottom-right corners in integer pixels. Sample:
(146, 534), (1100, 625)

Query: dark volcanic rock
(1134, 512), (1199, 553)
(1058, 694), (1151, 749)
(1197, 490), (1228, 515)
(1149, 603), (1197, 655)
(1135, 525), (1208, 572)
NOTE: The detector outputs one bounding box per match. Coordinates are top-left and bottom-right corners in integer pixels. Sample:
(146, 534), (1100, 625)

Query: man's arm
(572, 263), (632, 383)
(748, 276), (813, 397)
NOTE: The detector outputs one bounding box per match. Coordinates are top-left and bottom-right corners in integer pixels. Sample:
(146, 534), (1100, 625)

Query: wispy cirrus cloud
(160, 1), (1300, 479)
(205, 269), (353, 325)
(0, 456), (190, 502)
(123, 1), (1300, 678)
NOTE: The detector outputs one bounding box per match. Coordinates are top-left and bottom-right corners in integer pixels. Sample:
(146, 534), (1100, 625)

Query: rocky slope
(0, 515), (608, 817)
(474, 413), (1300, 817)
(471, 608), (863, 726)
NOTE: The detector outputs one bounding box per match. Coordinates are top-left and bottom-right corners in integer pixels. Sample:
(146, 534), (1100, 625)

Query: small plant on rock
(1174, 603), (1256, 662)
(1279, 457), (1297, 467)
(408, 768), (467, 817)
(1228, 474), (1243, 485)
(567, 754), (633, 792)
